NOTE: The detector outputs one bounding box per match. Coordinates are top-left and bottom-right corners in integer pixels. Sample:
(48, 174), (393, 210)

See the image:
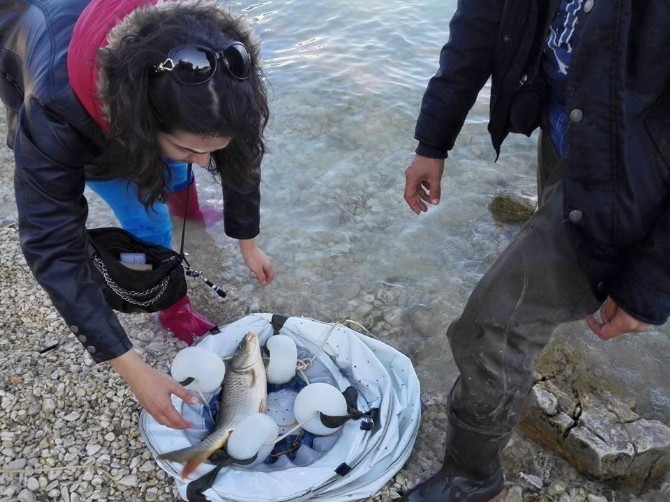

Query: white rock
(62, 411), (80, 422)
(41, 398), (56, 414)
(118, 475), (138, 487)
(25, 477), (39, 492)
(17, 489), (36, 502)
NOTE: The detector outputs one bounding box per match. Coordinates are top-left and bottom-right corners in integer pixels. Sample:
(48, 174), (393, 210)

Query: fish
(159, 331), (267, 478)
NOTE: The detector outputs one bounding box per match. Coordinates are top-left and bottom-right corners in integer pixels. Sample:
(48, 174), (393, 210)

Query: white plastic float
(170, 346), (226, 394)
(140, 313), (421, 502)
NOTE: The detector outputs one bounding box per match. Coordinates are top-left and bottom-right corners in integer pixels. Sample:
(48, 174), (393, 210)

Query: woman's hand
(404, 155), (445, 214)
(238, 238), (275, 285)
(109, 349), (196, 429)
(585, 296), (649, 340)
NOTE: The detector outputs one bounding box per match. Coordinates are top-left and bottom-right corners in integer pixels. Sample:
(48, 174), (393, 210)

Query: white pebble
(118, 475), (139, 487)
(26, 477), (39, 492)
(17, 489), (35, 502)
(41, 398), (56, 414)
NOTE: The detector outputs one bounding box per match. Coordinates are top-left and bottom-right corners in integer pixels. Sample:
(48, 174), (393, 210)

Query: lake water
(0, 0), (552, 393)
(224, 0), (670, 423)
(199, 0), (540, 393)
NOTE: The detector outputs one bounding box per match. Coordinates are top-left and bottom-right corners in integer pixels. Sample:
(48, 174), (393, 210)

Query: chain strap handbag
(88, 164), (226, 314)
(88, 226), (187, 314)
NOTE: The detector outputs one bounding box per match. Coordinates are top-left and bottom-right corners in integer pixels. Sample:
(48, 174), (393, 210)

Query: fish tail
(158, 445), (218, 478)
(181, 451), (213, 478)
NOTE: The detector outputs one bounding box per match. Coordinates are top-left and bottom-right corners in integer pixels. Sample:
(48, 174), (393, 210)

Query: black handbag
(87, 164), (226, 314)
(88, 227), (187, 314)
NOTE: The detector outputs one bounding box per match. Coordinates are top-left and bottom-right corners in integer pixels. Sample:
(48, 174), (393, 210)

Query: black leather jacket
(415, 0), (670, 324)
(0, 0), (262, 361)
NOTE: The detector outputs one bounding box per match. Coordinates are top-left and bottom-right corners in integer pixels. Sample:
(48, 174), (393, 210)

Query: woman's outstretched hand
(239, 238), (275, 286)
(109, 349), (196, 429)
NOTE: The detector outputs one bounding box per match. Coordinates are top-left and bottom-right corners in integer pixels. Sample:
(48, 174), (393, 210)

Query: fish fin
(159, 432), (231, 479)
(159, 446), (216, 479)
(181, 451), (213, 479)
(158, 445), (197, 463)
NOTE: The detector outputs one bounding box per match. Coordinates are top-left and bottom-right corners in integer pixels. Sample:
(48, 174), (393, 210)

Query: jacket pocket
(645, 91), (670, 169)
(507, 72), (546, 136)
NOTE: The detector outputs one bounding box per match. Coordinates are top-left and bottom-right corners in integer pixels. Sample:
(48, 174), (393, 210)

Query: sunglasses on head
(152, 42), (251, 84)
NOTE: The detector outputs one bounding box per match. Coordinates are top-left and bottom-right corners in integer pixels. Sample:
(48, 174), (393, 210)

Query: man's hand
(403, 155), (445, 214)
(109, 349), (196, 429)
(586, 296), (649, 340)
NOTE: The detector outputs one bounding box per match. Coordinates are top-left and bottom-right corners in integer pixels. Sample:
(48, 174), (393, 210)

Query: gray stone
(518, 472), (544, 491)
(16, 489), (35, 502)
(25, 477), (39, 492)
(6, 458), (27, 470)
(522, 380), (670, 491)
(546, 480), (567, 496)
(534, 385), (558, 416)
(505, 485), (524, 502)
(118, 475), (138, 487)
(41, 398), (56, 414)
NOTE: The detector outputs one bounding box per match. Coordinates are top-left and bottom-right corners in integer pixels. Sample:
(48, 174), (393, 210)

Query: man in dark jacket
(401, 1), (669, 500)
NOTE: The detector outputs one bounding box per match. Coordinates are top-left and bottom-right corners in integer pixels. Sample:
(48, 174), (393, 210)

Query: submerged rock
(489, 188), (537, 224)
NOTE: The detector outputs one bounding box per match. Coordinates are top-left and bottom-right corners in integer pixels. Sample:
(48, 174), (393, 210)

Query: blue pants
(86, 162), (192, 249)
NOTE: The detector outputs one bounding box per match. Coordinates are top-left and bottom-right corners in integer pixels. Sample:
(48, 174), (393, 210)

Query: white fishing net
(140, 313), (421, 502)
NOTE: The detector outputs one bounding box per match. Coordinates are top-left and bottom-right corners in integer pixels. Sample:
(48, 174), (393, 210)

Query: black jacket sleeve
(414, 0), (503, 159)
(13, 96), (132, 362)
(222, 167), (261, 240)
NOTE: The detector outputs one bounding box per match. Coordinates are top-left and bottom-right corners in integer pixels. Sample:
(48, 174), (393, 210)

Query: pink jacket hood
(67, 0), (159, 131)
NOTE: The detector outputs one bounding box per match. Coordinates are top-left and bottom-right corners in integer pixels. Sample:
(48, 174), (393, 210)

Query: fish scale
(159, 332), (267, 478)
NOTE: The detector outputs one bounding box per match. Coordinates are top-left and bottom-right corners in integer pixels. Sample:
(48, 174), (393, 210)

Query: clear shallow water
(0, 0), (535, 395)
(195, 0), (541, 393)
(217, 0), (670, 410)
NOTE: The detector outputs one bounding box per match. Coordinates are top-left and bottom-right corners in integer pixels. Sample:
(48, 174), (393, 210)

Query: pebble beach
(1, 156), (668, 500)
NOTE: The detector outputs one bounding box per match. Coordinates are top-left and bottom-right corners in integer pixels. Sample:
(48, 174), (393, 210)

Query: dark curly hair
(96, 2), (269, 206)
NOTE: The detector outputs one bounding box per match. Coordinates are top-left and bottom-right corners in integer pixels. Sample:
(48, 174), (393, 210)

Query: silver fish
(159, 331), (267, 478)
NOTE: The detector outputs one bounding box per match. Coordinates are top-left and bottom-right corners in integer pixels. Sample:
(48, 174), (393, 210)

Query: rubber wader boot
(158, 295), (215, 344)
(166, 179), (223, 225)
(400, 416), (508, 502)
